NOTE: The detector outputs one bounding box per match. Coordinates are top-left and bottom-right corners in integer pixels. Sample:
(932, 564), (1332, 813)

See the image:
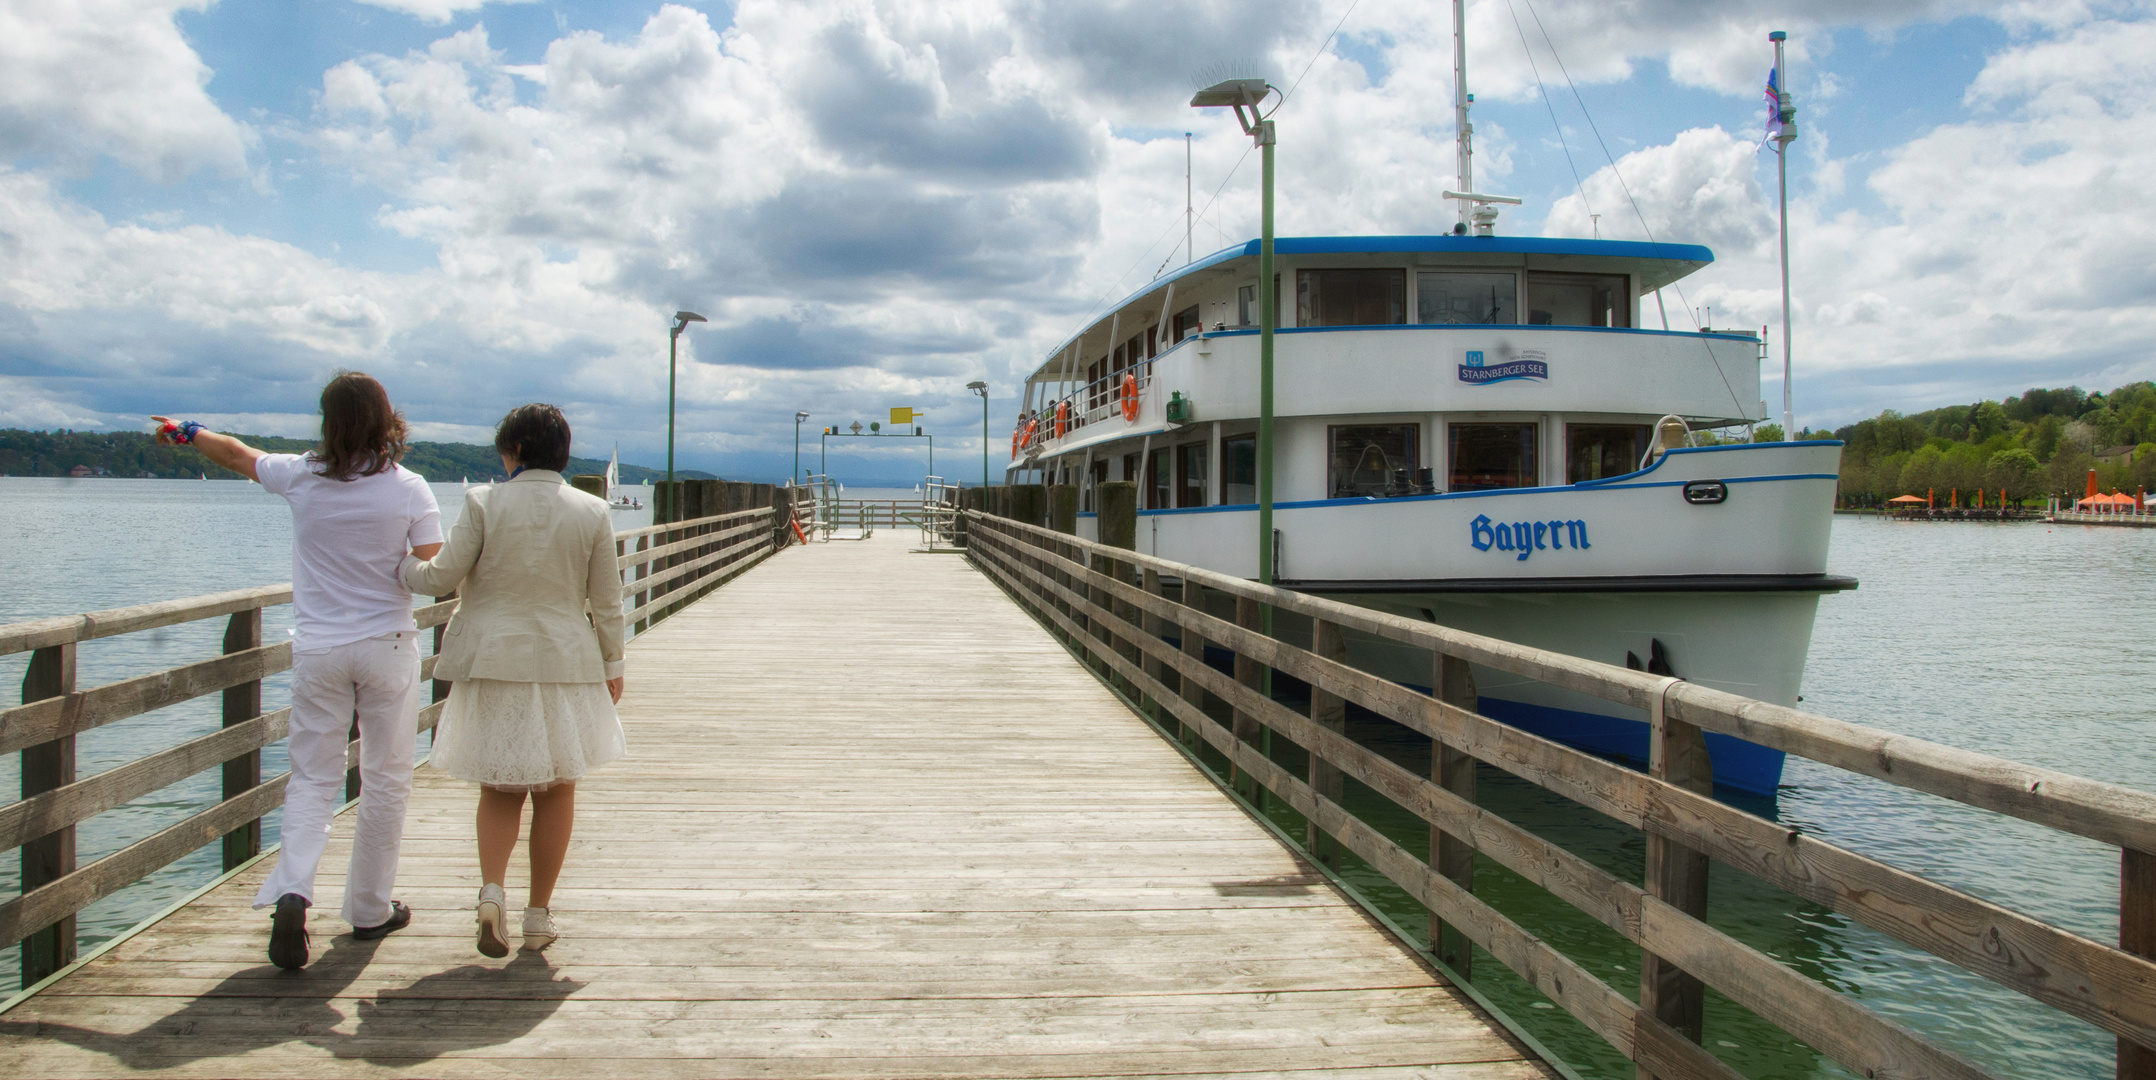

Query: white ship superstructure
(1008, 235), (1849, 794)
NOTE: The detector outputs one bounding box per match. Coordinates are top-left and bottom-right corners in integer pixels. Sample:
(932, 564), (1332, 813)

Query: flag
(1764, 67), (1783, 140)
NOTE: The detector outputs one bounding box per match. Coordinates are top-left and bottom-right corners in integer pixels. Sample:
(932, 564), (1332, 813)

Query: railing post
(1232, 596), (1264, 806)
(634, 534), (651, 635)
(1308, 619), (1347, 867)
(433, 591), (456, 706)
(2124, 848), (2156, 1078)
(20, 641), (77, 985)
(1431, 652), (1477, 977)
(221, 609), (263, 871)
(1639, 678), (1712, 1077)
(1178, 579), (1205, 748)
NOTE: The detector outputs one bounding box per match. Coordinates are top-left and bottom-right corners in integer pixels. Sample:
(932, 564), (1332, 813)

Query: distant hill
(0, 429), (715, 484)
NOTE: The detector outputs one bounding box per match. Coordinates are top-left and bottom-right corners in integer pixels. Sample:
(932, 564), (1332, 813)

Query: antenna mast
(1185, 132), (1194, 264)
(1770, 31), (1798, 439)
(1454, 0), (1472, 229)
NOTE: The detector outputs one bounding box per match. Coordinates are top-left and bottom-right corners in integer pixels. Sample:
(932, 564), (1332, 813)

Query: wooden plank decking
(0, 533), (1550, 1079)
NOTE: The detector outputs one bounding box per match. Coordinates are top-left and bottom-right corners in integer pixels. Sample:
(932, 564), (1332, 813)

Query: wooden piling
(1308, 619), (1347, 867)
(1431, 653), (1477, 978)
(1639, 679), (1713, 1077)
(569, 474), (606, 500)
(20, 642), (77, 984)
(2126, 848), (2156, 1078)
(220, 610), (262, 871)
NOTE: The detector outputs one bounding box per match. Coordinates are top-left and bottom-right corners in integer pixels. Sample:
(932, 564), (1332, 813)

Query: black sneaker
(352, 901), (412, 941)
(269, 893), (310, 970)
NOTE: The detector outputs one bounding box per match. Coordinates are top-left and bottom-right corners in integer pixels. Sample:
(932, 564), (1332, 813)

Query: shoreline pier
(2, 482), (2153, 1078)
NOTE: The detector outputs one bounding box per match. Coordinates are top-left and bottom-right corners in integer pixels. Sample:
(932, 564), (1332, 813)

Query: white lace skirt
(428, 679), (625, 791)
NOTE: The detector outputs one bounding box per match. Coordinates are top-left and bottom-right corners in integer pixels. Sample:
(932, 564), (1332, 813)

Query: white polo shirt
(257, 453), (443, 653)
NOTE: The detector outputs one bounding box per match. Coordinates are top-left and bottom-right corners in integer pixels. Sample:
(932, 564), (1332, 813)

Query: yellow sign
(889, 407), (917, 425)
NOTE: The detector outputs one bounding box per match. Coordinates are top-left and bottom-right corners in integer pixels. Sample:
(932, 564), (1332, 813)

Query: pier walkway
(0, 534), (1546, 1079)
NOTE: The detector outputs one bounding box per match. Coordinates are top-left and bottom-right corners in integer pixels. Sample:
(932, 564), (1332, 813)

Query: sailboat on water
(606, 446), (642, 510)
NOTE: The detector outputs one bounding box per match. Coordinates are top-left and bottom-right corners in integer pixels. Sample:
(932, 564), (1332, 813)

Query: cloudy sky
(2, 0), (2151, 481)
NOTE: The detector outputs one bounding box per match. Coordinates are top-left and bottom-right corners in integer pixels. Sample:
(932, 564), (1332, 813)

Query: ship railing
(1022, 363), (1157, 455)
(966, 506), (2156, 1080)
(0, 504), (776, 994)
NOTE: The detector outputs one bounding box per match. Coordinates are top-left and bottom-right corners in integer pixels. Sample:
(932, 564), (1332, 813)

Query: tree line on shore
(0, 428), (715, 484)
(1826, 383), (2156, 506)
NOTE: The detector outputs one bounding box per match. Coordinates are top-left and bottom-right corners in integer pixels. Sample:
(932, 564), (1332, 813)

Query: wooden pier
(0, 530), (1548, 1079)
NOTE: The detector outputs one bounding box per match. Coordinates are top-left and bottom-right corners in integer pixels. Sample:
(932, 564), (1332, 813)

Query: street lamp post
(967, 381), (989, 488)
(794, 411), (810, 485)
(1191, 79), (1278, 587)
(666, 310), (707, 506)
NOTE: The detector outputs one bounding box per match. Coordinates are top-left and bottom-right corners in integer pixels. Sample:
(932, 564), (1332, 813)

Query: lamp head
(966, 380), (987, 396)
(1190, 78), (1270, 108)
(795, 411), (810, 422)
(671, 310), (706, 337)
(1769, 30), (1786, 41)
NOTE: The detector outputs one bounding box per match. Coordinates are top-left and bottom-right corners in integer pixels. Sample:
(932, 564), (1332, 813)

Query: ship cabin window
(1297, 269), (1406, 327)
(1177, 443), (1208, 508)
(1567, 424), (1651, 483)
(1221, 433), (1257, 505)
(1147, 448), (1172, 509)
(1527, 272), (1630, 328)
(1416, 272), (1517, 325)
(1172, 305), (1203, 344)
(1237, 285), (1257, 327)
(1122, 452), (1139, 482)
(1449, 423), (1539, 491)
(1329, 425), (1419, 498)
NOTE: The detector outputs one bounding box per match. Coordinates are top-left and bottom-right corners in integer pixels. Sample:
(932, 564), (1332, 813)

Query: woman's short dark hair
(312, 371), (408, 481)
(495, 404), (572, 472)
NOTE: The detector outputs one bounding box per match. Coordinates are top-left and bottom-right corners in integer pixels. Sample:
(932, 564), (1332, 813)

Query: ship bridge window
(1567, 424), (1651, 483)
(1527, 272), (1629, 328)
(1297, 269), (1406, 327)
(1221, 433), (1256, 505)
(1177, 443), (1208, 507)
(1329, 425), (1419, 498)
(1450, 423), (1539, 491)
(1416, 272), (1517, 325)
(1172, 305), (1203, 343)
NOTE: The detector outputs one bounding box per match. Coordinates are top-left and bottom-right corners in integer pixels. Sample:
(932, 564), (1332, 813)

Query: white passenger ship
(1006, 232), (1850, 795)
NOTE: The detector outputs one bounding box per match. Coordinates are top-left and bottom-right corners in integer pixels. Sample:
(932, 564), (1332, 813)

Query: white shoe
(475, 883), (508, 958)
(522, 906), (559, 951)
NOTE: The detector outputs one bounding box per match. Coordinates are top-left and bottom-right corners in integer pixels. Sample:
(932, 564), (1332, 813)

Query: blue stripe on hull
(1476, 696), (1786, 796)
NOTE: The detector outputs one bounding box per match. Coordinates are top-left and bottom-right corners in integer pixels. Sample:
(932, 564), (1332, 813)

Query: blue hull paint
(1476, 696), (1786, 796)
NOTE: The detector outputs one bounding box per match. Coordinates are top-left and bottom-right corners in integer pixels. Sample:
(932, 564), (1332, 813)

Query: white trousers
(253, 632), (419, 927)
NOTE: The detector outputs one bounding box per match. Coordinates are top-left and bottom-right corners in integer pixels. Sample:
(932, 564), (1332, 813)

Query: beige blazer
(400, 470), (626, 684)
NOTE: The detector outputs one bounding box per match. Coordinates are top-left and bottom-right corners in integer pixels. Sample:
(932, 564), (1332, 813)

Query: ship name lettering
(1471, 514), (1589, 561)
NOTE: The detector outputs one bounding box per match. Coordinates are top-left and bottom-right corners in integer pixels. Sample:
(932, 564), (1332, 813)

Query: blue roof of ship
(1045, 234), (1717, 366)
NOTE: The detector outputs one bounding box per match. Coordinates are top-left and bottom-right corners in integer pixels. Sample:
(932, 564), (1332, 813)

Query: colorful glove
(163, 420), (206, 444)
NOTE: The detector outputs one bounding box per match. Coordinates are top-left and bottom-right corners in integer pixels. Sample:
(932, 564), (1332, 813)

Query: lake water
(0, 479), (2148, 1078)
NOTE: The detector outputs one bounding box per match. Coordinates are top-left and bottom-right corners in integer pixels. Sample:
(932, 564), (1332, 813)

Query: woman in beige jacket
(402, 404), (627, 958)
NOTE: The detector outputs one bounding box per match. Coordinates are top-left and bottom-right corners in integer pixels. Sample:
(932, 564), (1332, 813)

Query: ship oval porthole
(1683, 480), (1729, 505)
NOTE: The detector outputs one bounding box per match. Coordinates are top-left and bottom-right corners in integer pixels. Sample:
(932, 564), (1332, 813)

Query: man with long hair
(154, 371), (441, 969)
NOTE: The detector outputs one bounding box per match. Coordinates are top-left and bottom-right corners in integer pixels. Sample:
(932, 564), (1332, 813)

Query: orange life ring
(1011, 426), (1023, 457)
(1120, 374), (1140, 421)
(1054, 400), (1069, 439)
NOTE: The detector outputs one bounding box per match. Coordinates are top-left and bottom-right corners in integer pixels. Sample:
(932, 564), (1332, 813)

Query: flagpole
(1771, 31), (1797, 439)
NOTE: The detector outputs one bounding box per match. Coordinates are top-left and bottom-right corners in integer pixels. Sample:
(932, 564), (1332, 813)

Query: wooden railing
(966, 509), (2156, 1080)
(0, 505), (778, 990)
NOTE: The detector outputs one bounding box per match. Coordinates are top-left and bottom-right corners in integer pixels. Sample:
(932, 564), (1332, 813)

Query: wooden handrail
(966, 511), (2156, 1080)
(0, 584), (292, 657)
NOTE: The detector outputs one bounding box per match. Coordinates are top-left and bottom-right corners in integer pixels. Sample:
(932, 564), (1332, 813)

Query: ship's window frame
(1448, 422), (1540, 491)
(1296, 268), (1407, 327)
(1219, 432), (1257, 506)
(1415, 270), (1519, 325)
(1176, 442), (1208, 508)
(1147, 447), (1172, 509)
(1172, 305), (1203, 344)
(1525, 271), (1631, 328)
(1328, 424), (1419, 498)
(1237, 284), (1256, 327)
(1566, 423), (1652, 483)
